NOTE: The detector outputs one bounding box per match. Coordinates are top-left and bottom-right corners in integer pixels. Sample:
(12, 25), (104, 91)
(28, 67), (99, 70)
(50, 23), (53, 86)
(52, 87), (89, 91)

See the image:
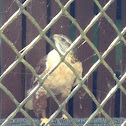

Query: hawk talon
(40, 118), (49, 126)
(62, 114), (68, 120)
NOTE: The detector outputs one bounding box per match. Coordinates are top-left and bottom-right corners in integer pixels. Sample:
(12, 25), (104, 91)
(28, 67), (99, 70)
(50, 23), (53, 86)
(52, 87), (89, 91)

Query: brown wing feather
(30, 56), (47, 87)
(31, 56), (48, 117)
(35, 56), (47, 75)
(25, 55), (47, 110)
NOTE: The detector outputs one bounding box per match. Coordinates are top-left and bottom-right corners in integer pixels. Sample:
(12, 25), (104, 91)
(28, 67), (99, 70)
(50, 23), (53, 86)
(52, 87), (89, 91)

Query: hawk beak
(54, 34), (58, 38)
(50, 34), (58, 39)
(52, 34), (62, 45)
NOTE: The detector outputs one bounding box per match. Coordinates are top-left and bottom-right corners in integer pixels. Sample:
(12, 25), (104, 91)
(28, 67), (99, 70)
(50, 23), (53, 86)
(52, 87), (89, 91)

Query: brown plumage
(25, 34), (83, 125)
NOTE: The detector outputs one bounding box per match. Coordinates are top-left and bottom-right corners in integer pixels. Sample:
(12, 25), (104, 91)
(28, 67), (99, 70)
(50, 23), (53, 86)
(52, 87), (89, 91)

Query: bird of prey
(25, 34), (83, 126)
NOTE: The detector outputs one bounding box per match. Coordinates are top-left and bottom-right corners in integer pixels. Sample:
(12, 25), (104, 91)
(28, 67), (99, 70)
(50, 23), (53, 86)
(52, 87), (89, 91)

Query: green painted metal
(93, 22), (99, 64)
(70, 23), (76, 41)
(69, 1), (76, 42)
(115, 20), (122, 64)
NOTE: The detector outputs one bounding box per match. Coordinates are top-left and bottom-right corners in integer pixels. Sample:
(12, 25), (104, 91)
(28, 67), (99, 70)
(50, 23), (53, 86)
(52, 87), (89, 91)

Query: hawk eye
(61, 37), (66, 42)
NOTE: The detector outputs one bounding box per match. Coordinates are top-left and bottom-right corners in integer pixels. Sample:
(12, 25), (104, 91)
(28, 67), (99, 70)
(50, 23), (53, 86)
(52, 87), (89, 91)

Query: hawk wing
(30, 56), (47, 87)
(25, 55), (47, 110)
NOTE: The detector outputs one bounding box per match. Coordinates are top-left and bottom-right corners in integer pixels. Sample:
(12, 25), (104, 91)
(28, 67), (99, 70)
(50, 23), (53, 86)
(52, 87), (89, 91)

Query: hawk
(25, 34), (83, 126)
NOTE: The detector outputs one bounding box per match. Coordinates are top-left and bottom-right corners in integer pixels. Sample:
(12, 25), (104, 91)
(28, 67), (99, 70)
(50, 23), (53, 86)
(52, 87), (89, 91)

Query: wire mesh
(0, 0), (126, 126)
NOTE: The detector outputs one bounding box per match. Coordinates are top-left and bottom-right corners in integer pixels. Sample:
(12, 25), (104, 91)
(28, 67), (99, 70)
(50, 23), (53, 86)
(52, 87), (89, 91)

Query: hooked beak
(51, 34), (62, 45)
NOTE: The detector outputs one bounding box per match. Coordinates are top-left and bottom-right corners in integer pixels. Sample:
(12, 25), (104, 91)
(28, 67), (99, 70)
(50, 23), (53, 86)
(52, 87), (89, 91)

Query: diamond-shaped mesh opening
(78, 42), (94, 75)
(26, 21), (40, 43)
(98, 18), (117, 52)
(2, 1), (19, 22)
(97, 64), (115, 94)
(0, 0), (126, 126)
(74, 87), (93, 118)
(26, 0), (47, 29)
(50, 16), (71, 35)
(76, 1), (95, 30)
(2, 16), (22, 48)
(2, 44), (17, 71)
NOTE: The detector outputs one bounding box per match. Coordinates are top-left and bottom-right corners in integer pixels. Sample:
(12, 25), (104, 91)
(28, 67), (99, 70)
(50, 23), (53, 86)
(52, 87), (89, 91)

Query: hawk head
(52, 34), (74, 55)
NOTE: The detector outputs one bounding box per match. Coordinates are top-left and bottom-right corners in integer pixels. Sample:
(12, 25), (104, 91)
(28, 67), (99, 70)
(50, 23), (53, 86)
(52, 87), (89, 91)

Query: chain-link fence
(0, 0), (126, 126)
